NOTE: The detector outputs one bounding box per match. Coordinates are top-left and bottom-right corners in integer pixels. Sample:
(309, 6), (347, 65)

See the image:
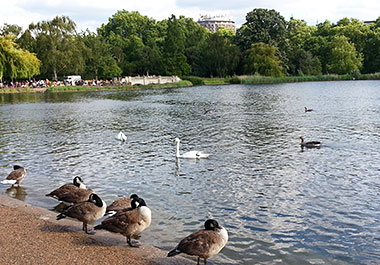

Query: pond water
(0, 81), (379, 265)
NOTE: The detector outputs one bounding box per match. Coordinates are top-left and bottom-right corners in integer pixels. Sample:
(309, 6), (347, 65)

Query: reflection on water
(0, 81), (379, 265)
(5, 186), (27, 201)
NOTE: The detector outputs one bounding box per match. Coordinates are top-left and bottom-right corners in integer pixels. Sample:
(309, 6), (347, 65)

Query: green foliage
(326, 35), (363, 74)
(243, 42), (284, 77)
(0, 35), (40, 80)
(81, 31), (122, 80)
(29, 16), (86, 80)
(0, 24), (22, 38)
(162, 15), (191, 76)
(98, 10), (164, 76)
(288, 47), (322, 76)
(181, 76), (204, 86)
(194, 33), (240, 77)
(229, 76), (241, 84)
(287, 18), (316, 49)
(177, 16), (209, 76)
(362, 29), (380, 73)
(4, 8), (380, 81)
(239, 74), (353, 84)
(235, 8), (287, 51)
(216, 27), (235, 42)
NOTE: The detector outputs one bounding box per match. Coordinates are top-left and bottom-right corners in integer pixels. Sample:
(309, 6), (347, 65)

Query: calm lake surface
(0, 81), (379, 265)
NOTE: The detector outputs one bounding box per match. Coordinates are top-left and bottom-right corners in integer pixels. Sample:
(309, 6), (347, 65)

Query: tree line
(2, 8), (380, 81)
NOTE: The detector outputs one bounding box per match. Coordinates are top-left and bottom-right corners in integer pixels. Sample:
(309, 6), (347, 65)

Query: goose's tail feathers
(167, 248), (181, 257)
(1, 179), (17, 185)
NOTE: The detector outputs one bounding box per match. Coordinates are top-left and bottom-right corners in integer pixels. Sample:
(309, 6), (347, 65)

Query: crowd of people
(0, 79), (122, 89)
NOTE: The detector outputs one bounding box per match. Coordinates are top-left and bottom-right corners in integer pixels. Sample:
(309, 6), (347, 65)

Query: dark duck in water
(304, 107), (313, 112)
(299, 137), (321, 148)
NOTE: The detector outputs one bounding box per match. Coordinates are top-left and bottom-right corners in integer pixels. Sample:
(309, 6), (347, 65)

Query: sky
(1, 0), (380, 32)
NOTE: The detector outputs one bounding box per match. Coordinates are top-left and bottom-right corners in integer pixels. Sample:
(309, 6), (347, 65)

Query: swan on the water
(116, 131), (127, 142)
(174, 138), (210, 159)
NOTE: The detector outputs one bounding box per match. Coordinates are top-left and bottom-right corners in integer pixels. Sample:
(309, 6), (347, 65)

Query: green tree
(362, 29), (380, 73)
(17, 29), (36, 52)
(0, 35), (40, 80)
(243, 42), (284, 77)
(176, 16), (209, 76)
(286, 18), (321, 75)
(287, 18), (316, 49)
(288, 47), (322, 75)
(162, 15), (191, 76)
(0, 24), (22, 38)
(81, 31), (121, 80)
(216, 27), (235, 42)
(195, 33), (240, 77)
(98, 10), (163, 76)
(326, 35), (362, 74)
(29, 16), (86, 80)
(304, 35), (330, 74)
(330, 18), (371, 61)
(235, 8), (287, 51)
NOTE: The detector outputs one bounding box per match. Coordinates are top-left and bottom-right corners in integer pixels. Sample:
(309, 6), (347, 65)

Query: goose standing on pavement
(56, 193), (106, 234)
(94, 197), (151, 247)
(174, 138), (210, 159)
(46, 176), (86, 199)
(168, 219), (228, 265)
(1, 165), (26, 186)
(55, 187), (94, 205)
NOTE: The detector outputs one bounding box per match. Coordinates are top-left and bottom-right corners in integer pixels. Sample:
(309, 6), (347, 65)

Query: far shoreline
(1, 73), (380, 94)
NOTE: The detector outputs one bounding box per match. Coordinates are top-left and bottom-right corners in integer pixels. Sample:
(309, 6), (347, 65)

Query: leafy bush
(181, 76), (204, 86)
(229, 76), (241, 84)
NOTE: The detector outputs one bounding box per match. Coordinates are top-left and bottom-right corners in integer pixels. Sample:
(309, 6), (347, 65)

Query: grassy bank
(232, 73), (380, 85)
(184, 73), (380, 86)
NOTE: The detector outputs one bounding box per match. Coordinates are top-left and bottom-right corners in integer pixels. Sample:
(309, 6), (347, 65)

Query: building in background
(197, 15), (236, 32)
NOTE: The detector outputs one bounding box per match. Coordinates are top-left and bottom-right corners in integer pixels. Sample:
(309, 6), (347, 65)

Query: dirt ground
(0, 195), (194, 265)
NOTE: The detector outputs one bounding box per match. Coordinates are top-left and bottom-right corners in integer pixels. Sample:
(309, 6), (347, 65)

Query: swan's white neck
(176, 141), (181, 158)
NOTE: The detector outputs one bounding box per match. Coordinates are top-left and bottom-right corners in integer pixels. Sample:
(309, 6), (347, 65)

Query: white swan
(116, 131), (127, 142)
(174, 138), (210, 159)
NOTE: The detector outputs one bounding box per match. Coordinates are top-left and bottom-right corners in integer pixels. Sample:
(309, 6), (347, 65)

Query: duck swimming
(299, 136), (321, 148)
(304, 107), (313, 112)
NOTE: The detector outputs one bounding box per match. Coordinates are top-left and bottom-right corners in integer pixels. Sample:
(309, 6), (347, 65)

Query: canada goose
(94, 197), (151, 247)
(168, 219), (228, 265)
(174, 138), (210, 159)
(1, 165), (26, 186)
(116, 131), (127, 142)
(46, 176), (86, 199)
(56, 193), (106, 234)
(54, 187), (94, 205)
(106, 194), (139, 216)
(299, 136), (321, 148)
(305, 107), (313, 112)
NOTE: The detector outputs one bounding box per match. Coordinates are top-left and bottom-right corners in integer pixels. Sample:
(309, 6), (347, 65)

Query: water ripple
(0, 81), (379, 265)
